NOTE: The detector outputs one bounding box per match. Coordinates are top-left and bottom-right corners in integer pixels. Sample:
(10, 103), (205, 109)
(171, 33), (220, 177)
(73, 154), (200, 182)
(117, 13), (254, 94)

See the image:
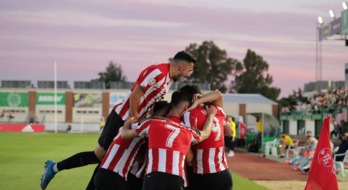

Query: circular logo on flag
(317, 148), (332, 167)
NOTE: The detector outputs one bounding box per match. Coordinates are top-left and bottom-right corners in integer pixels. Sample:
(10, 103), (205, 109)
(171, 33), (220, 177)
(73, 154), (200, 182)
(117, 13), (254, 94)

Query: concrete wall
(35, 106), (66, 123)
(305, 120), (315, 135)
(246, 103), (273, 114)
(289, 120), (297, 135)
(0, 88), (278, 126)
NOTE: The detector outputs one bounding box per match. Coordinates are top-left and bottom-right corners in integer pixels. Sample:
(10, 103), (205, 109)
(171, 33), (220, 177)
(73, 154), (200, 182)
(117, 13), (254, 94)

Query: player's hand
(205, 105), (217, 116)
(185, 102), (199, 113)
(191, 128), (201, 136)
(124, 117), (137, 128)
(192, 93), (203, 102)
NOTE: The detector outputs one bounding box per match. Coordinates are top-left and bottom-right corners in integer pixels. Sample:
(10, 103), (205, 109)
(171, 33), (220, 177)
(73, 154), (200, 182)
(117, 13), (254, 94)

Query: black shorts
(142, 172), (185, 190)
(94, 168), (127, 190)
(188, 169), (233, 190)
(286, 145), (295, 149)
(98, 109), (125, 151)
(127, 173), (143, 190)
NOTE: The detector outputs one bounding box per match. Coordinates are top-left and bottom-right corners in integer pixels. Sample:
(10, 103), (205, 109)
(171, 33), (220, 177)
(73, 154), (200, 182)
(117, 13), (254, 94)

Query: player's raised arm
(186, 90), (223, 113)
(198, 105), (217, 141)
(129, 84), (145, 121)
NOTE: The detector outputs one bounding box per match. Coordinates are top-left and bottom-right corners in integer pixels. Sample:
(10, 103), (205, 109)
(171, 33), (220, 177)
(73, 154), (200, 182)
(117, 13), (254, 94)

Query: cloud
(0, 0), (346, 98)
(0, 10), (186, 28)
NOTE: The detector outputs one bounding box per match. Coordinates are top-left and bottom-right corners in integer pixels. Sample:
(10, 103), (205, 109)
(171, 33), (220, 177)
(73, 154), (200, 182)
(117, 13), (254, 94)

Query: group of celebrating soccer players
(40, 51), (233, 190)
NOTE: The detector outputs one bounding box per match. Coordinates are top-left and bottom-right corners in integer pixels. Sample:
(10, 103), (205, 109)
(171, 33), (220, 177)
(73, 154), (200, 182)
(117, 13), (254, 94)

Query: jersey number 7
(165, 124), (180, 148)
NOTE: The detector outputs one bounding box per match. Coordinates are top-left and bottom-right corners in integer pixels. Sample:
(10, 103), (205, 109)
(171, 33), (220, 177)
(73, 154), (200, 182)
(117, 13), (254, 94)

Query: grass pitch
(0, 132), (268, 190)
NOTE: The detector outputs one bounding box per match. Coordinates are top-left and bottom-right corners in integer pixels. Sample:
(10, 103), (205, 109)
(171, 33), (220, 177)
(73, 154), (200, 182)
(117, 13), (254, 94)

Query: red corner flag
(304, 117), (338, 190)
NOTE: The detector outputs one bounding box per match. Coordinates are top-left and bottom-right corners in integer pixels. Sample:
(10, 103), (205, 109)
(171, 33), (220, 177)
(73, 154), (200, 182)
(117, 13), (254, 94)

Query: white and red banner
(304, 117), (338, 190)
(239, 122), (247, 139)
(0, 124), (45, 132)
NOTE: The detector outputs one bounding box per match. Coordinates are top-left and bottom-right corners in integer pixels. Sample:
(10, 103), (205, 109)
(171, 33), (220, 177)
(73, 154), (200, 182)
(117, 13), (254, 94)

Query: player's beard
(172, 75), (182, 82)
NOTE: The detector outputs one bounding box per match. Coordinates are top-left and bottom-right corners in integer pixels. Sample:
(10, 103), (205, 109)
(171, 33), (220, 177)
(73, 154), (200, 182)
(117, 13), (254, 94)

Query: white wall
(289, 120), (297, 135)
(36, 106), (66, 123)
(72, 107), (102, 123)
(0, 107), (28, 123)
(246, 104), (273, 115)
(222, 103), (239, 116)
(305, 120), (315, 135)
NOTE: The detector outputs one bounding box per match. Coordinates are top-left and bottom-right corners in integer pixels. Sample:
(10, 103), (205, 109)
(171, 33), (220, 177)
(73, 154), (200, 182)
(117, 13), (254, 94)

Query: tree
(184, 41), (243, 92)
(233, 49), (281, 101)
(94, 62), (127, 88)
(278, 87), (308, 109)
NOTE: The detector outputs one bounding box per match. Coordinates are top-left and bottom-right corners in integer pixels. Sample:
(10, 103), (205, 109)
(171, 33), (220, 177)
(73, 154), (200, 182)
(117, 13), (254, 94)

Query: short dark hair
(179, 84), (201, 101)
(170, 90), (190, 108)
(153, 101), (169, 113)
(173, 51), (197, 64)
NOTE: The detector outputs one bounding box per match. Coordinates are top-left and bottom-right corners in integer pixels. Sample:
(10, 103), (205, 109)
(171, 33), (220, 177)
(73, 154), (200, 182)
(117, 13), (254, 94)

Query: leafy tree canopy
(233, 49), (281, 101)
(184, 41), (242, 92)
(94, 62), (127, 88)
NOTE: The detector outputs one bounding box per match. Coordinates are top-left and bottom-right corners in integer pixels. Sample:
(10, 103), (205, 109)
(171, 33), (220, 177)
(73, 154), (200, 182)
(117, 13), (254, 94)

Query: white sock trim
(53, 164), (59, 173)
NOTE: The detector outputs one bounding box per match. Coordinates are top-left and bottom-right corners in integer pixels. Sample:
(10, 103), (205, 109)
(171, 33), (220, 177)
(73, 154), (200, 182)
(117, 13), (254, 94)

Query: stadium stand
(37, 81), (70, 89)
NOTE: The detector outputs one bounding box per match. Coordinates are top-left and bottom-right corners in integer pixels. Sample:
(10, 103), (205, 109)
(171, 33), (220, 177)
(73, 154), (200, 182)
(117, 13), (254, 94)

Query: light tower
(316, 16), (323, 91)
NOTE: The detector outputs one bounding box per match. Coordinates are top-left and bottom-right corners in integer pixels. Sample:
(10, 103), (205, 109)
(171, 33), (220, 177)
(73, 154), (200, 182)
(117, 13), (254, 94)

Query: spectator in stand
(0, 110), (4, 119)
(281, 106), (291, 114)
(300, 137), (334, 174)
(284, 135), (317, 170)
(8, 111), (14, 121)
(306, 131), (317, 141)
(294, 136), (318, 172)
(279, 134), (294, 158)
(334, 132), (348, 163)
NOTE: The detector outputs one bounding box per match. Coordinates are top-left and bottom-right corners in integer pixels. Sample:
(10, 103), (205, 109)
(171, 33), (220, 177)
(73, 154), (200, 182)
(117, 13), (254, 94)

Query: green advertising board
(36, 92), (66, 105)
(0, 92), (28, 107)
(341, 9), (348, 35)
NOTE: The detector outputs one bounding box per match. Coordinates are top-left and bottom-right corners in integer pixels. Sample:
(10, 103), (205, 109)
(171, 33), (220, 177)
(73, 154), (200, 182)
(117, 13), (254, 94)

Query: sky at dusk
(0, 0), (347, 98)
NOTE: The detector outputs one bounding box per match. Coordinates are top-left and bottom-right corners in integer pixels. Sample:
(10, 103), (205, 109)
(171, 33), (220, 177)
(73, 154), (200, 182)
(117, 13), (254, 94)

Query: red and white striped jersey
(135, 116), (200, 181)
(100, 123), (144, 180)
(182, 106), (229, 174)
(113, 63), (172, 121)
(129, 143), (148, 179)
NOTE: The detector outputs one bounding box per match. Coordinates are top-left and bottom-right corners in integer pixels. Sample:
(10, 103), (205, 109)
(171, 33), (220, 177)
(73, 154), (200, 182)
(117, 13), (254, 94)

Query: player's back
(144, 117), (199, 177)
(184, 106), (226, 148)
(114, 63), (172, 121)
(183, 106), (228, 174)
(100, 123), (145, 179)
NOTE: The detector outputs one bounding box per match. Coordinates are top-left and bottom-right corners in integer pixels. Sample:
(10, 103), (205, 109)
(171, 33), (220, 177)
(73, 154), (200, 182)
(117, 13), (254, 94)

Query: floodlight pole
(315, 21), (323, 92)
(54, 61), (58, 133)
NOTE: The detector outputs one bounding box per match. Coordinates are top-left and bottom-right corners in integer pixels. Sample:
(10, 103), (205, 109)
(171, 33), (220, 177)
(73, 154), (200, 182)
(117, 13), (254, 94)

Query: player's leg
(85, 110), (125, 189)
(189, 170), (232, 190)
(142, 172), (184, 190)
(94, 168), (127, 190)
(217, 170), (233, 190)
(40, 109), (122, 190)
(85, 163), (101, 190)
(126, 173), (143, 190)
(167, 174), (185, 190)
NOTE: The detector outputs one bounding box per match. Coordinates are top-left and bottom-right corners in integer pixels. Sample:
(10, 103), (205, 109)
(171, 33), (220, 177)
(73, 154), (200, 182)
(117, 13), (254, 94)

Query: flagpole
(54, 61), (58, 133)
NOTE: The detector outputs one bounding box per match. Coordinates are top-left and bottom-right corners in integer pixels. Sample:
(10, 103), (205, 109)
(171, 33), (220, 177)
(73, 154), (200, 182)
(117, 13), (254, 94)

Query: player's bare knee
(94, 144), (106, 161)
